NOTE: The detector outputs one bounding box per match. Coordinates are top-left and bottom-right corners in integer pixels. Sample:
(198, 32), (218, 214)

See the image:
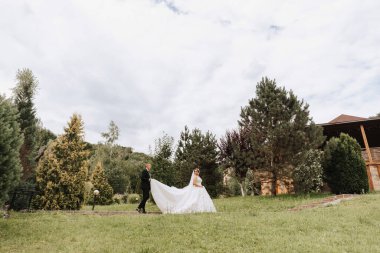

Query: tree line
(1, 70), (370, 210)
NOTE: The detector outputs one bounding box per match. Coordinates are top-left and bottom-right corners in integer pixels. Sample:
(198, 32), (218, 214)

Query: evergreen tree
(89, 162), (113, 205)
(0, 95), (23, 205)
(152, 132), (176, 186)
(35, 120), (57, 151)
(323, 133), (369, 194)
(238, 77), (324, 194)
(34, 114), (89, 210)
(174, 126), (221, 197)
(12, 68), (38, 181)
(33, 140), (63, 209)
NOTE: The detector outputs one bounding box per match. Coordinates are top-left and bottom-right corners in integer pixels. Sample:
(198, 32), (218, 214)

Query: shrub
(113, 198), (120, 204)
(112, 194), (125, 204)
(293, 149), (324, 193)
(84, 181), (94, 205)
(127, 194), (140, 204)
(323, 133), (369, 194)
(89, 162), (113, 205)
(122, 194), (128, 204)
(224, 177), (242, 197)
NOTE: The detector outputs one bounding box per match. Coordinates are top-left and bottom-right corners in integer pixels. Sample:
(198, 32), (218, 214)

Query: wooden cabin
(320, 114), (380, 191)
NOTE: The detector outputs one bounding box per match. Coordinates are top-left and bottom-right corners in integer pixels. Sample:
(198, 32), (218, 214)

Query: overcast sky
(1, 0), (380, 152)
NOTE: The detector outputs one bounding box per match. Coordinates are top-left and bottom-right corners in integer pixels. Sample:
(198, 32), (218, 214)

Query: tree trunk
(272, 172), (277, 196)
(238, 182), (245, 197)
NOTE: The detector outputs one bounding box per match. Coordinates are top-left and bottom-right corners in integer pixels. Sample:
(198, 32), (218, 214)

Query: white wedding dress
(150, 172), (217, 214)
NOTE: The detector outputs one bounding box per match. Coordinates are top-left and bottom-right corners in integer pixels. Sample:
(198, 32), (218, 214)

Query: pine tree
(174, 126), (221, 197)
(34, 114), (89, 210)
(238, 77), (324, 194)
(89, 162), (113, 205)
(12, 68), (38, 181)
(0, 95), (23, 205)
(323, 133), (369, 194)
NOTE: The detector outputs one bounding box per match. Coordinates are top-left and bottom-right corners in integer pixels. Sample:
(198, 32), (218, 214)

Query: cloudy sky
(1, 0), (380, 152)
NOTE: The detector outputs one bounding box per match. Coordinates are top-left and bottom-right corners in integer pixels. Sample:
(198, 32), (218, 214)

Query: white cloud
(1, 0), (379, 152)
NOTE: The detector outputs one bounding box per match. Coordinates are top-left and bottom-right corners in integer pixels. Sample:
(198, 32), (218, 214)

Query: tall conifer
(238, 77), (324, 194)
(0, 95), (23, 204)
(12, 68), (38, 180)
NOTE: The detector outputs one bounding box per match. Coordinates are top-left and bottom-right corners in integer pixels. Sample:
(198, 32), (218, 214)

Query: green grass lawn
(1, 193), (380, 253)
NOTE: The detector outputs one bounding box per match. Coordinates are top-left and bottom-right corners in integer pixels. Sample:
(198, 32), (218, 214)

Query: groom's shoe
(136, 208), (142, 213)
(142, 208), (147, 214)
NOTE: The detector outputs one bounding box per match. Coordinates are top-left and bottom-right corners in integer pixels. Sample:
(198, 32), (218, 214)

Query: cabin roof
(319, 115), (380, 148)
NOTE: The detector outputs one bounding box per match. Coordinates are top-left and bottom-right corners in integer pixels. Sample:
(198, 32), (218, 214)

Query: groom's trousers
(138, 188), (149, 210)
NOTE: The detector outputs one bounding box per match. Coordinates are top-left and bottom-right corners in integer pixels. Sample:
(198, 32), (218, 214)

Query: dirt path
(65, 210), (162, 216)
(289, 194), (357, 211)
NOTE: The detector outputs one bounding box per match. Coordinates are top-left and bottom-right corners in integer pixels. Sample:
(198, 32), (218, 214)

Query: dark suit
(138, 168), (150, 211)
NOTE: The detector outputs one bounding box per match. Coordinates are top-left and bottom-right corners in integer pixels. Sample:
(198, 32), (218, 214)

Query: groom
(136, 163), (151, 214)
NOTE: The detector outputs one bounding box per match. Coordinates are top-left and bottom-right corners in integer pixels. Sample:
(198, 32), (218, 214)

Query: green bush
(127, 194), (140, 204)
(84, 181), (94, 205)
(224, 177), (242, 197)
(88, 162), (113, 205)
(112, 194), (126, 204)
(122, 195), (128, 204)
(293, 149), (324, 193)
(323, 133), (369, 194)
(114, 198), (120, 204)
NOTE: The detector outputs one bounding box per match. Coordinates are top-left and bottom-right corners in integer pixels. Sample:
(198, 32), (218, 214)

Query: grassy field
(1, 193), (380, 253)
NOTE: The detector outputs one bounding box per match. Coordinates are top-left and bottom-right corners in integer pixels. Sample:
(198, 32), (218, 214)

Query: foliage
(127, 193), (140, 204)
(84, 181), (94, 205)
(224, 177), (242, 197)
(0, 95), (23, 205)
(219, 127), (251, 196)
(151, 132), (176, 186)
(12, 68), (39, 181)
(323, 133), (369, 194)
(88, 162), (113, 205)
(35, 120), (56, 152)
(90, 121), (151, 194)
(237, 77), (325, 194)
(89, 143), (151, 194)
(90, 144), (129, 193)
(174, 126), (222, 197)
(101, 120), (119, 146)
(34, 114), (89, 210)
(124, 152), (152, 193)
(293, 149), (324, 193)
(112, 194), (128, 204)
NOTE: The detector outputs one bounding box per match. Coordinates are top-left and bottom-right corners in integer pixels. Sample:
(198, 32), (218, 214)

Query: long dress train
(150, 173), (216, 214)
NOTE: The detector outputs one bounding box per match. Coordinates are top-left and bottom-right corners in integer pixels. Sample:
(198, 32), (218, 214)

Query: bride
(150, 168), (217, 214)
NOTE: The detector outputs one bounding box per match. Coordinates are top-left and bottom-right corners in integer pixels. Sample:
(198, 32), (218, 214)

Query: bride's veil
(188, 171), (195, 186)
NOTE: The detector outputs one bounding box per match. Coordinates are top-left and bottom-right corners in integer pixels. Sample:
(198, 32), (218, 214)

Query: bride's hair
(194, 168), (200, 173)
